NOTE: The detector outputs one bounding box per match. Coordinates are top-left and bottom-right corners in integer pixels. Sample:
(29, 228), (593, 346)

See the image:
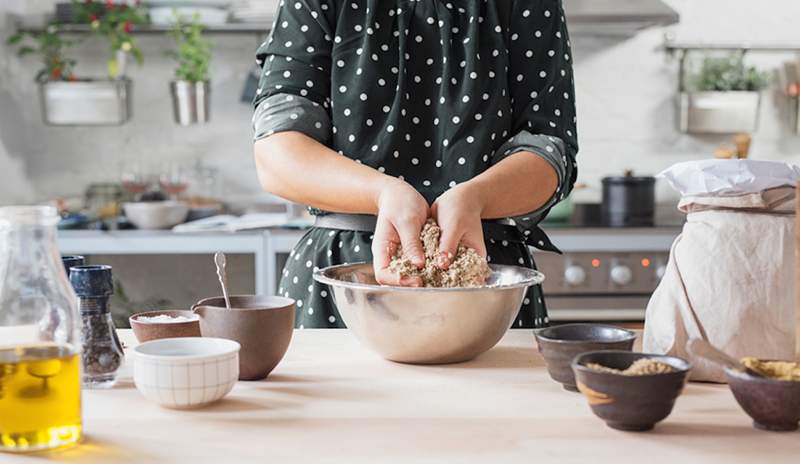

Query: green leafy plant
(169, 14), (212, 82)
(72, 0), (147, 78)
(6, 24), (77, 82)
(694, 55), (770, 92)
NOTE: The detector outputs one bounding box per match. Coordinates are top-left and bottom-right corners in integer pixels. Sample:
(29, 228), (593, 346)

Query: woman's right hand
(371, 178), (429, 286)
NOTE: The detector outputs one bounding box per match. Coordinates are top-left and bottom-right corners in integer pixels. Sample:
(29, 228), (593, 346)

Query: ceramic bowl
(313, 263), (544, 364)
(123, 201), (189, 230)
(130, 310), (201, 343)
(192, 295), (295, 380)
(725, 365), (800, 431)
(132, 337), (240, 409)
(572, 351), (691, 432)
(534, 324), (637, 391)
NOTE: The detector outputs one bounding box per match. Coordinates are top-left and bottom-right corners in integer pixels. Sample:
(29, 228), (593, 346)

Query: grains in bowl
(740, 357), (800, 381)
(587, 358), (676, 376)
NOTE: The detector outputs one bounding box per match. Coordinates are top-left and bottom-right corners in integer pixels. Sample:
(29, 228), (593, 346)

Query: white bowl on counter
(132, 337), (240, 409)
(123, 201), (189, 229)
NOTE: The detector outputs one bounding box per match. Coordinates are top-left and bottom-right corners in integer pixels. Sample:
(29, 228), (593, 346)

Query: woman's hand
(431, 182), (487, 269)
(372, 178), (430, 286)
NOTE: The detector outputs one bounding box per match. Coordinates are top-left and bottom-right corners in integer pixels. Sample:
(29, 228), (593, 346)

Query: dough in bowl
(388, 220), (491, 287)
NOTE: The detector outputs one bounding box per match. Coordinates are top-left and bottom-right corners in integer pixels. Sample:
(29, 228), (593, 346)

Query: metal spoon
(686, 338), (764, 378)
(214, 251), (232, 310)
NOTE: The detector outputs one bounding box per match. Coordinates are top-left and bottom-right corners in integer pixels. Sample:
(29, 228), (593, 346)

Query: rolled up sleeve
(494, 0), (579, 224)
(252, 0), (335, 142)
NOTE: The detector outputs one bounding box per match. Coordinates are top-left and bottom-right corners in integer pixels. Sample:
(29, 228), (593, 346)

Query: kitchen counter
(8, 330), (799, 464)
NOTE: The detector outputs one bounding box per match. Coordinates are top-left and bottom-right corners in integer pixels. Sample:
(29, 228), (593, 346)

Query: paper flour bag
(644, 160), (799, 383)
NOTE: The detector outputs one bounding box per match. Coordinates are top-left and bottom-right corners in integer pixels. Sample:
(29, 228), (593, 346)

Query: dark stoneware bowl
(534, 324), (637, 391)
(130, 310), (201, 343)
(725, 365), (800, 432)
(572, 351), (691, 432)
(192, 295), (295, 381)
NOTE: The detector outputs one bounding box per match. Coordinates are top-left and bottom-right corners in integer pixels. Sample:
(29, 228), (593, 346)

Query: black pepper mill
(69, 265), (124, 388)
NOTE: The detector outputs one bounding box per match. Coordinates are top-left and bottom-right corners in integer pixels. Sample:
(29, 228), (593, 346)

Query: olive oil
(0, 344), (81, 452)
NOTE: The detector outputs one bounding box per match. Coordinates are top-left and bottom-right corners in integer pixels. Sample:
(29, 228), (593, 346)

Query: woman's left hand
(431, 182), (487, 269)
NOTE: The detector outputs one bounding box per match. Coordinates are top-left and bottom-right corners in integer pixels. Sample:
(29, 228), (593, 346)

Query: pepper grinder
(69, 265), (124, 388)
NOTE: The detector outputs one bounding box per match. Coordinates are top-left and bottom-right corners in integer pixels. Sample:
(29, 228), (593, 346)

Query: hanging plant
(6, 23), (77, 82)
(72, 0), (147, 79)
(168, 13), (213, 125)
(170, 14), (212, 83)
(692, 54), (770, 92)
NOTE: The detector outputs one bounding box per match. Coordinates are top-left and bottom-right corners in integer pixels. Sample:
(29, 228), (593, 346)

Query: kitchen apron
(254, 0), (580, 328)
(280, 213), (558, 328)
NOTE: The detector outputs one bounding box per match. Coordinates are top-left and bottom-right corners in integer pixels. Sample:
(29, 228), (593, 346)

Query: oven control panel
(535, 251), (669, 295)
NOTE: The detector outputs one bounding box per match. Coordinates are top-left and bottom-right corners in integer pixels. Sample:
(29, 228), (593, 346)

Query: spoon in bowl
(686, 338), (764, 378)
(214, 251), (232, 310)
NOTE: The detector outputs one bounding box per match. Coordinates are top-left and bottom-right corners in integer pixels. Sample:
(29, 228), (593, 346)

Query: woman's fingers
(460, 229), (487, 258)
(395, 218), (426, 268)
(375, 267), (422, 287)
(436, 225), (463, 269)
(371, 217), (397, 281)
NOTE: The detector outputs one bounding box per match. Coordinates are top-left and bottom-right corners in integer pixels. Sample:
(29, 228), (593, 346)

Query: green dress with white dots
(253, 0), (578, 328)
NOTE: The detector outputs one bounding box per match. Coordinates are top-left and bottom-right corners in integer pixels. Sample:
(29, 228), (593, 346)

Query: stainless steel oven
(535, 222), (681, 322)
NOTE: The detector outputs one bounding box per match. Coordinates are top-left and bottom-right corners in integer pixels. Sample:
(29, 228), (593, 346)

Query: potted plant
(679, 54), (770, 134)
(7, 0), (146, 125)
(169, 14), (212, 125)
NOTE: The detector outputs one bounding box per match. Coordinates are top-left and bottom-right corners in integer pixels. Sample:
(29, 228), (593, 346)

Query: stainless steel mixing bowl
(313, 263), (545, 364)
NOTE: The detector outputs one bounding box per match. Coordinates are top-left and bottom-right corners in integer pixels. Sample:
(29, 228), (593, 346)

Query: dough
(387, 220), (491, 288)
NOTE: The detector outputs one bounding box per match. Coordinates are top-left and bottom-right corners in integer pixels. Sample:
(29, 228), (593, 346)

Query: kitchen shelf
(663, 41), (800, 54)
(14, 20), (271, 36)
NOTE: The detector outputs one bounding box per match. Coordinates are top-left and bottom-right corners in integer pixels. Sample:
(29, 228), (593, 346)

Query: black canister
(601, 173), (656, 227)
(69, 264), (124, 388)
(61, 255), (85, 276)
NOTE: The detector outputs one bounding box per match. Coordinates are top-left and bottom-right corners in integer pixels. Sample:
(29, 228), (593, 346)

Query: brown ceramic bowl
(192, 295), (295, 381)
(572, 351), (691, 432)
(130, 310), (201, 343)
(534, 324), (637, 391)
(725, 365), (800, 432)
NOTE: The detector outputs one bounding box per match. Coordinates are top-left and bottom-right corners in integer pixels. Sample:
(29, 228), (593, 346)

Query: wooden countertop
(8, 329), (799, 464)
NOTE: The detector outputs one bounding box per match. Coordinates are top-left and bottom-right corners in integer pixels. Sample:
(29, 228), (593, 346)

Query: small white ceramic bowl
(123, 201), (189, 230)
(132, 337), (240, 409)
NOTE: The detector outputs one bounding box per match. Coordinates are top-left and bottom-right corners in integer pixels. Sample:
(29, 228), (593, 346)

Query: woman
(253, 0), (578, 328)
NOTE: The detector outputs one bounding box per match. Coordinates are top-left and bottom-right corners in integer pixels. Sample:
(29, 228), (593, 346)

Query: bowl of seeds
(725, 358), (800, 432)
(572, 350), (691, 432)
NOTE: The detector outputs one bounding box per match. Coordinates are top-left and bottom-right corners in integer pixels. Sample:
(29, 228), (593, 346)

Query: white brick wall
(1, 0), (799, 205)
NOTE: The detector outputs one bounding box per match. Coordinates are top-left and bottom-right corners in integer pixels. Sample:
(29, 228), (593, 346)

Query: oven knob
(610, 265), (633, 286)
(655, 264), (667, 280)
(564, 265), (586, 286)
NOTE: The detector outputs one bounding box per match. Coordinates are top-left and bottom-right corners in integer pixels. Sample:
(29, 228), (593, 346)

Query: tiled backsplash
(1, 0), (799, 206)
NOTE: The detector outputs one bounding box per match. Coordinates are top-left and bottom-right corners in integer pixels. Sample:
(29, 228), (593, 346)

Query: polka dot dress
(254, 0), (578, 329)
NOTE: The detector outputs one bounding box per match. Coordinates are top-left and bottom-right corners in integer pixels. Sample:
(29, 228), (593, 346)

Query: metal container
(313, 263), (544, 364)
(678, 91), (761, 134)
(40, 79), (131, 126)
(170, 80), (210, 125)
(601, 174), (655, 227)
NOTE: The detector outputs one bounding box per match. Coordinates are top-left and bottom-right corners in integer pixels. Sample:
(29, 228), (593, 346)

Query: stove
(535, 204), (683, 322)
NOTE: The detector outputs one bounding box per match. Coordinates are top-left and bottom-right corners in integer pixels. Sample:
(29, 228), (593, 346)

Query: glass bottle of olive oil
(0, 206), (83, 452)
(0, 345), (81, 450)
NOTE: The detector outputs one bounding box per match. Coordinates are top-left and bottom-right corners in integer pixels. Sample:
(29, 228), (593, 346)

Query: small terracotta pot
(130, 310), (201, 343)
(192, 295), (295, 381)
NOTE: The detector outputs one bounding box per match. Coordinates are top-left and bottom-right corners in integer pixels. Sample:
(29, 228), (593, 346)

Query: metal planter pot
(678, 91), (761, 134)
(170, 80), (210, 125)
(40, 79), (131, 126)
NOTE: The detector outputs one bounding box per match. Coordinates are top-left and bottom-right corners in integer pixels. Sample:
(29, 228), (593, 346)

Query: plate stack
(145, 0), (231, 26)
(229, 0), (279, 24)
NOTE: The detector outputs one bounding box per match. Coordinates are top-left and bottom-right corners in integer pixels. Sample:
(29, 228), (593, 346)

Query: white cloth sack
(643, 186), (798, 383)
